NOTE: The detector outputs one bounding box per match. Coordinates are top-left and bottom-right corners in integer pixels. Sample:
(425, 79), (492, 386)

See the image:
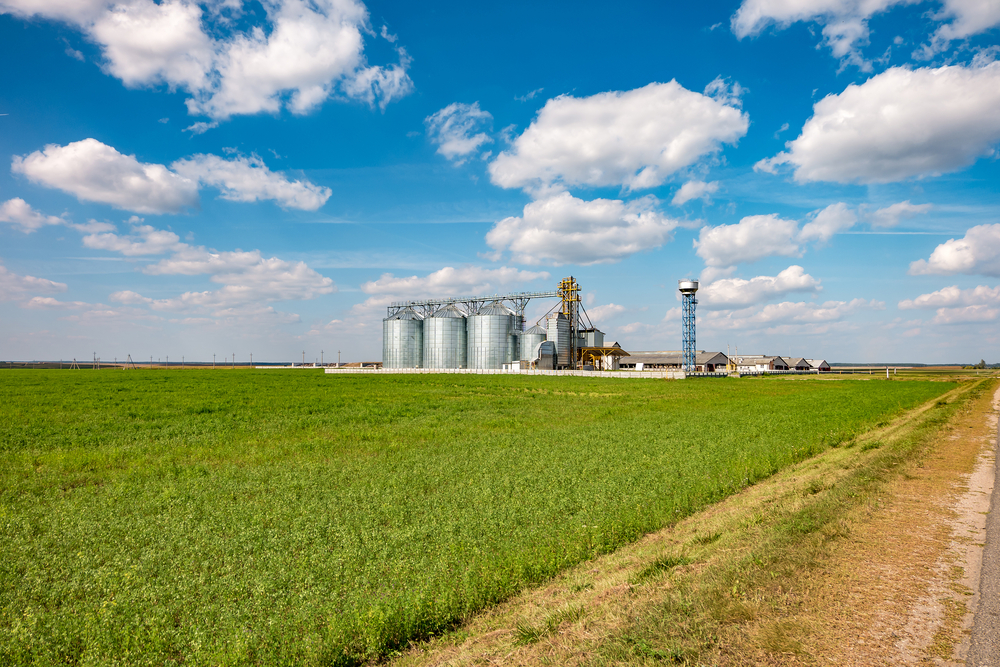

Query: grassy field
(0, 371), (955, 665)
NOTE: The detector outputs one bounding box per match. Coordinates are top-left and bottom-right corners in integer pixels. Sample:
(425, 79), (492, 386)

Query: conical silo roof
(474, 300), (512, 316)
(431, 304), (466, 318)
(523, 324), (547, 335)
(389, 306), (423, 320)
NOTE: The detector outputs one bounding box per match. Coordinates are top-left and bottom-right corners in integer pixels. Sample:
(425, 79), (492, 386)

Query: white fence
(324, 367), (685, 379)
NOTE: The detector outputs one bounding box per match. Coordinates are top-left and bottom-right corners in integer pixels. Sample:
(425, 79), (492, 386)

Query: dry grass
(390, 377), (999, 667)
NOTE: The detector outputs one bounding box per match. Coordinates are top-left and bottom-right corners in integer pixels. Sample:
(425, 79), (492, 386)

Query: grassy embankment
(0, 371), (954, 665)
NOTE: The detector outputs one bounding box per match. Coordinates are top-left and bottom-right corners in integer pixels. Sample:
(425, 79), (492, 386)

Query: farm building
(619, 351), (729, 372)
(806, 359), (831, 371)
(735, 356), (789, 372)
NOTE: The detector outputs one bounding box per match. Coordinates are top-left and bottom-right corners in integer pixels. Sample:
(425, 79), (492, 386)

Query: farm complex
(380, 276), (827, 375)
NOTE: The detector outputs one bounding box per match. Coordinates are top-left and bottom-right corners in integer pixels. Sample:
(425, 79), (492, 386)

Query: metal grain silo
(467, 301), (513, 369)
(520, 324), (547, 362)
(383, 306), (423, 369)
(423, 304), (467, 369)
(507, 314), (524, 365)
(546, 312), (570, 367)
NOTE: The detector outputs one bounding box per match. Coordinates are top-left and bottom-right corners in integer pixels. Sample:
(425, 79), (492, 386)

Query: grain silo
(546, 312), (571, 368)
(423, 304), (467, 369)
(520, 324), (547, 362)
(467, 301), (513, 369)
(507, 313), (524, 366)
(383, 306), (423, 369)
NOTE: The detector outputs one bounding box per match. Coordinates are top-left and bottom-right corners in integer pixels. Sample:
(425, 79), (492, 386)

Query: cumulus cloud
(700, 265), (821, 308)
(80, 221), (184, 256)
(909, 223), (1000, 276)
(899, 284), (1000, 309)
(425, 102), (493, 163)
(489, 81), (748, 193)
(756, 64), (1000, 184)
(731, 0), (1000, 68)
(587, 303), (627, 322)
(695, 213), (801, 268)
(12, 138), (199, 214)
(486, 192), (681, 266)
(0, 198), (65, 233)
(0, 0), (413, 120)
(360, 265), (549, 299)
(929, 305), (1000, 324)
(703, 298), (883, 332)
(798, 202), (857, 243)
(171, 154), (331, 210)
(671, 180), (719, 206)
(12, 139), (329, 213)
(919, 0), (1000, 57)
(0, 262), (67, 301)
(21, 296), (88, 309)
(731, 0), (911, 69)
(868, 200), (932, 228)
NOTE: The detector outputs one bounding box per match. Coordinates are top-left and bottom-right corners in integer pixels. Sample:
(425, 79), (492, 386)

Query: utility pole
(321, 350), (324, 365)
(338, 350), (341, 367)
(213, 353), (216, 369)
(302, 350), (305, 366)
(250, 353), (253, 367)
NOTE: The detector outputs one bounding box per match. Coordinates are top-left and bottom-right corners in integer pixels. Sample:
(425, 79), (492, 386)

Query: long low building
(618, 350), (730, 372)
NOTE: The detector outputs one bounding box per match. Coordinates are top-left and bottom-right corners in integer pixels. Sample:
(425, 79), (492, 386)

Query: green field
(0, 371), (954, 665)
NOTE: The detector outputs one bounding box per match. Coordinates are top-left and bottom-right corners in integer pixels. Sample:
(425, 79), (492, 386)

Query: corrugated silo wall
(467, 313), (511, 369)
(546, 314), (570, 366)
(423, 315), (467, 368)
(506, 314), (523, 366)
(383, 318), (423, 368)
(521, 330), (546, 362)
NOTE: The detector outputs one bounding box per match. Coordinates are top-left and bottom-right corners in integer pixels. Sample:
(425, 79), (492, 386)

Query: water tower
(678, 280), (699, 373)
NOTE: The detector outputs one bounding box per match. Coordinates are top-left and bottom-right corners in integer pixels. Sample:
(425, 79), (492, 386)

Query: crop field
(0, 371), (954, 665)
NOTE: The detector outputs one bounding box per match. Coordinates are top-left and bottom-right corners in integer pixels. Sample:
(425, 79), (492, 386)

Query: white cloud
(81, 222), (184, 256)
(360, 265), (549, 299)
(731, 0), (911, 69)
(868, 200), (933, 228)
(184, 121), (218, 135)
(21, 296), (88, 309)
(143, 247), (263, 276)
(909, 223), (1000, 276)
(671, 180), (719, 206)
(486, 192), (681, 265)
(12, 139), (328, 213)
(929, 305), (1000, 324)
(899, 284), (1000, 309)
(0, 0), (413, 121)
(12, 138), (199, 214)
(703, 298), (883, 332)
(0, 198), (65, 233)
(488, 81), (748, 192)
(798, 202), (857, 243)
(110, 256), (334, 315)
(425, 102), (493, 163)
(919, 0), (1000, 57)
(171, 154), (331, 210)
(0, 262), (67, 301)
(756, 64), (1000, 184)
(700, 265), (822, 308)
(695, 213), (800, 268)
(587, 303), (627, 322)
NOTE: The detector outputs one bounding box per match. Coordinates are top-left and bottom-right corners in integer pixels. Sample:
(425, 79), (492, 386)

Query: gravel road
(968, 427), (1000, 666)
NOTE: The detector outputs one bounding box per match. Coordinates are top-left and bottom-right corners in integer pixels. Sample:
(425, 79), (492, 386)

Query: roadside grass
(0, 371), (956, 665)
(393, 377), (995, 667)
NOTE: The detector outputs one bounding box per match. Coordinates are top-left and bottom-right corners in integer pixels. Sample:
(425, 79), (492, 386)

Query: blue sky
(2, 0), (999, 364)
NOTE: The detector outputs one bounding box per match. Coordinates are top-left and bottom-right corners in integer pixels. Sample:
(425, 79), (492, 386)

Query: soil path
(968, 397), (1000, 666)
